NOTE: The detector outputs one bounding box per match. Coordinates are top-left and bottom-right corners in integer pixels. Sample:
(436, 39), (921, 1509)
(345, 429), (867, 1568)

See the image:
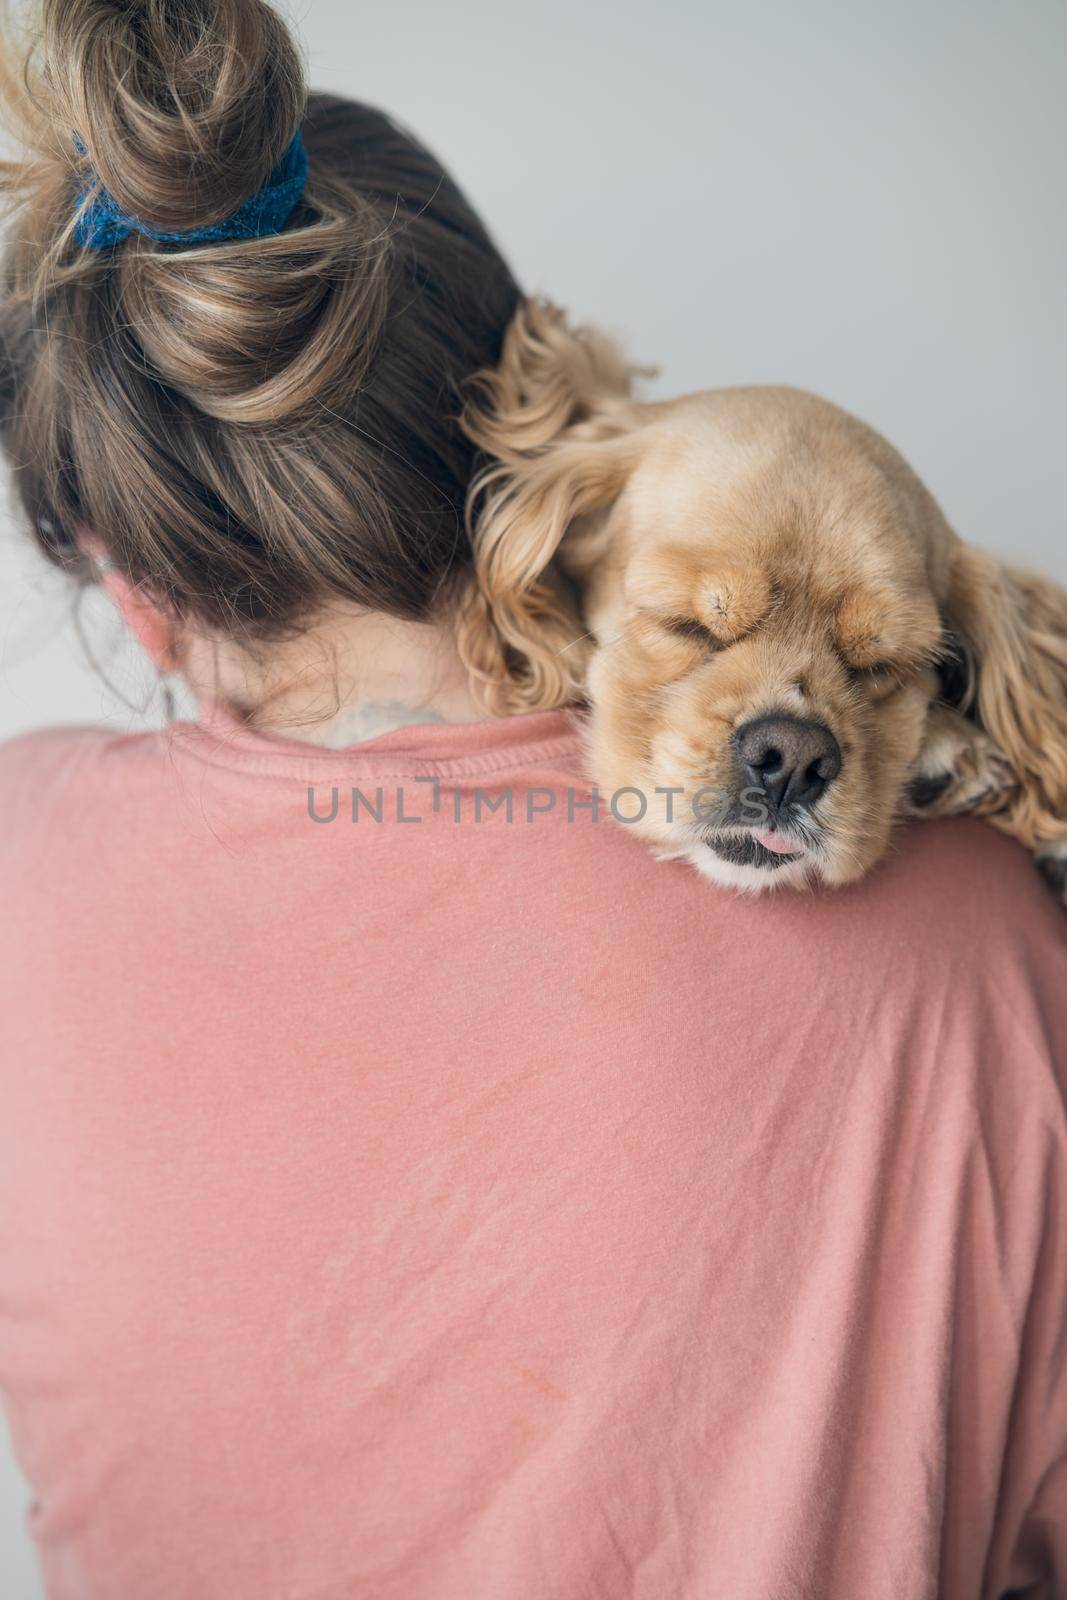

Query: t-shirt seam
(160, 730), (586, 784)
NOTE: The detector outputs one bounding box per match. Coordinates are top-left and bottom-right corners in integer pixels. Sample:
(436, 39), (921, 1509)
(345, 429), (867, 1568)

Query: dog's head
(458, 301), (1067, 890)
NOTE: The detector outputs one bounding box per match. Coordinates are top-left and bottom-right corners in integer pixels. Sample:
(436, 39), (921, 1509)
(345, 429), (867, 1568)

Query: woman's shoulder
(0, 722), (107, 799)
(0, 722), (167, 854)
(879, 816), (1066, 936)
(798, 817), (1067, 1009)
(0, 719), (169, 764)
(0, 720), (150, 786)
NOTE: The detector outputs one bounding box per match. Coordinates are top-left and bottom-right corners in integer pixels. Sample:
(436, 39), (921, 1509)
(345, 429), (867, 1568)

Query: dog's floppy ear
(457, 299), (643, 714)
(943, 542), (1067, 847)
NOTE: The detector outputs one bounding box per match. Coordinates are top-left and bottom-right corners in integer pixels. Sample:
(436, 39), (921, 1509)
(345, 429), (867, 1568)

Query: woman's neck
(180, 607), (488, 748)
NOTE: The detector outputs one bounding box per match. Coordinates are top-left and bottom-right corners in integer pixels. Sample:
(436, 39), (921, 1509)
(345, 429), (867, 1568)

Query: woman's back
(1, 710), (1064, 1599)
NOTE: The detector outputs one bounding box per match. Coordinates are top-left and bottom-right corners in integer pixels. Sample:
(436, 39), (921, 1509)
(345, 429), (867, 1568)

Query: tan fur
(457, 302), (643, 713)
(458, 300), (1067, 892)
(942, 548), (1067, 849)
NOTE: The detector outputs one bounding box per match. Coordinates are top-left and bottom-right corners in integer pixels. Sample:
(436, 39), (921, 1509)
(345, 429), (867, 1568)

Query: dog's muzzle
(702, 714), (842, 872)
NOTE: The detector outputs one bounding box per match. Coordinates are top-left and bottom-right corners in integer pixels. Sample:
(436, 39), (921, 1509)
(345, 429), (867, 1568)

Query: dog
(456, 300), (1067, 899)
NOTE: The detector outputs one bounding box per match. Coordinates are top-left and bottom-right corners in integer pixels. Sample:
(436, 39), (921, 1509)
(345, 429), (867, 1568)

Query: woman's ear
(943, 541), (1067, 847)
(79, 531), (182, 672)
(457, 299), (645, 715)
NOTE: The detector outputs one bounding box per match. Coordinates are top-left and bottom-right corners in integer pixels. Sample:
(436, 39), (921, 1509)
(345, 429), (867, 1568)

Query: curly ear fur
(945, 543), (1067, 848)
(457, 299), (644, 714)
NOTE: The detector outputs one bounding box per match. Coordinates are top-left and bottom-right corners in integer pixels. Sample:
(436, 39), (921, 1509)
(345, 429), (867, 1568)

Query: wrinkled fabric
(0, 706), (1065, 1600)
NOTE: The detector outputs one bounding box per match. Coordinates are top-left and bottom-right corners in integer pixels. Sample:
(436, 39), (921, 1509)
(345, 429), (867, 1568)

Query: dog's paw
(1036, 839), (1067, 905)
(906, 704), (1016, 819)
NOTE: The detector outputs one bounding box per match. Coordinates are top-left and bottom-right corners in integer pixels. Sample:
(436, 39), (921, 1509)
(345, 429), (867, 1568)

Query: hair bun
(45, 0), (305, 233)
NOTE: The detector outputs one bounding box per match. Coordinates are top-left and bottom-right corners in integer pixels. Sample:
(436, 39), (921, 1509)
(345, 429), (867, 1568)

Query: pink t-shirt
(1, 707), (1065, 1600)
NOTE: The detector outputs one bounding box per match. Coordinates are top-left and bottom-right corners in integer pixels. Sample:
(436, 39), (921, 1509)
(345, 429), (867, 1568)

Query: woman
(0, 3), (1064, 1597)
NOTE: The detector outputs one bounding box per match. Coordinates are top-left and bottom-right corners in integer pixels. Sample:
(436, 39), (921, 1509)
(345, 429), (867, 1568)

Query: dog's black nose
(735, 715), (842, 810)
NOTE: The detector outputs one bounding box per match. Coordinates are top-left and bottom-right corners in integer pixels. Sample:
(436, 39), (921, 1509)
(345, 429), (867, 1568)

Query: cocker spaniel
(457, 301), (1067, 899)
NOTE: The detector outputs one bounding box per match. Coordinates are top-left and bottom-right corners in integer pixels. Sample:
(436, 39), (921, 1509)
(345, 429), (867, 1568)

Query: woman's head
(0, 0), (520, 653)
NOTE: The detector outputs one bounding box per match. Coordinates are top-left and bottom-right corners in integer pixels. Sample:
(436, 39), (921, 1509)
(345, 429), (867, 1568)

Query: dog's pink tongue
(753, 829), (802, 856)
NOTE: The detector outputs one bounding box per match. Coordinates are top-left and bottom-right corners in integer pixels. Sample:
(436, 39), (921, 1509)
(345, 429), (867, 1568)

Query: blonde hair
(458, 299), (642, 714)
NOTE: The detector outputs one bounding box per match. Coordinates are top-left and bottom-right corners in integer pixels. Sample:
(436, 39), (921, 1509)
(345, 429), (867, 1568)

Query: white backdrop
(2, 0), (1065, 1590)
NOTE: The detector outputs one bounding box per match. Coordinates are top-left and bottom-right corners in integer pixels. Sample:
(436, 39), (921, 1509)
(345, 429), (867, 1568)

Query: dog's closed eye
(625, 549), (772, 646)
(846, 660), (905, 699)
(663, 615), (723, 648)
(625, 610), (724, 668)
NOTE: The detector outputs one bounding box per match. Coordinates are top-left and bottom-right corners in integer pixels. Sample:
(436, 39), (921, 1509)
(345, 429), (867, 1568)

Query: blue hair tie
(73, 130), (309, 251)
